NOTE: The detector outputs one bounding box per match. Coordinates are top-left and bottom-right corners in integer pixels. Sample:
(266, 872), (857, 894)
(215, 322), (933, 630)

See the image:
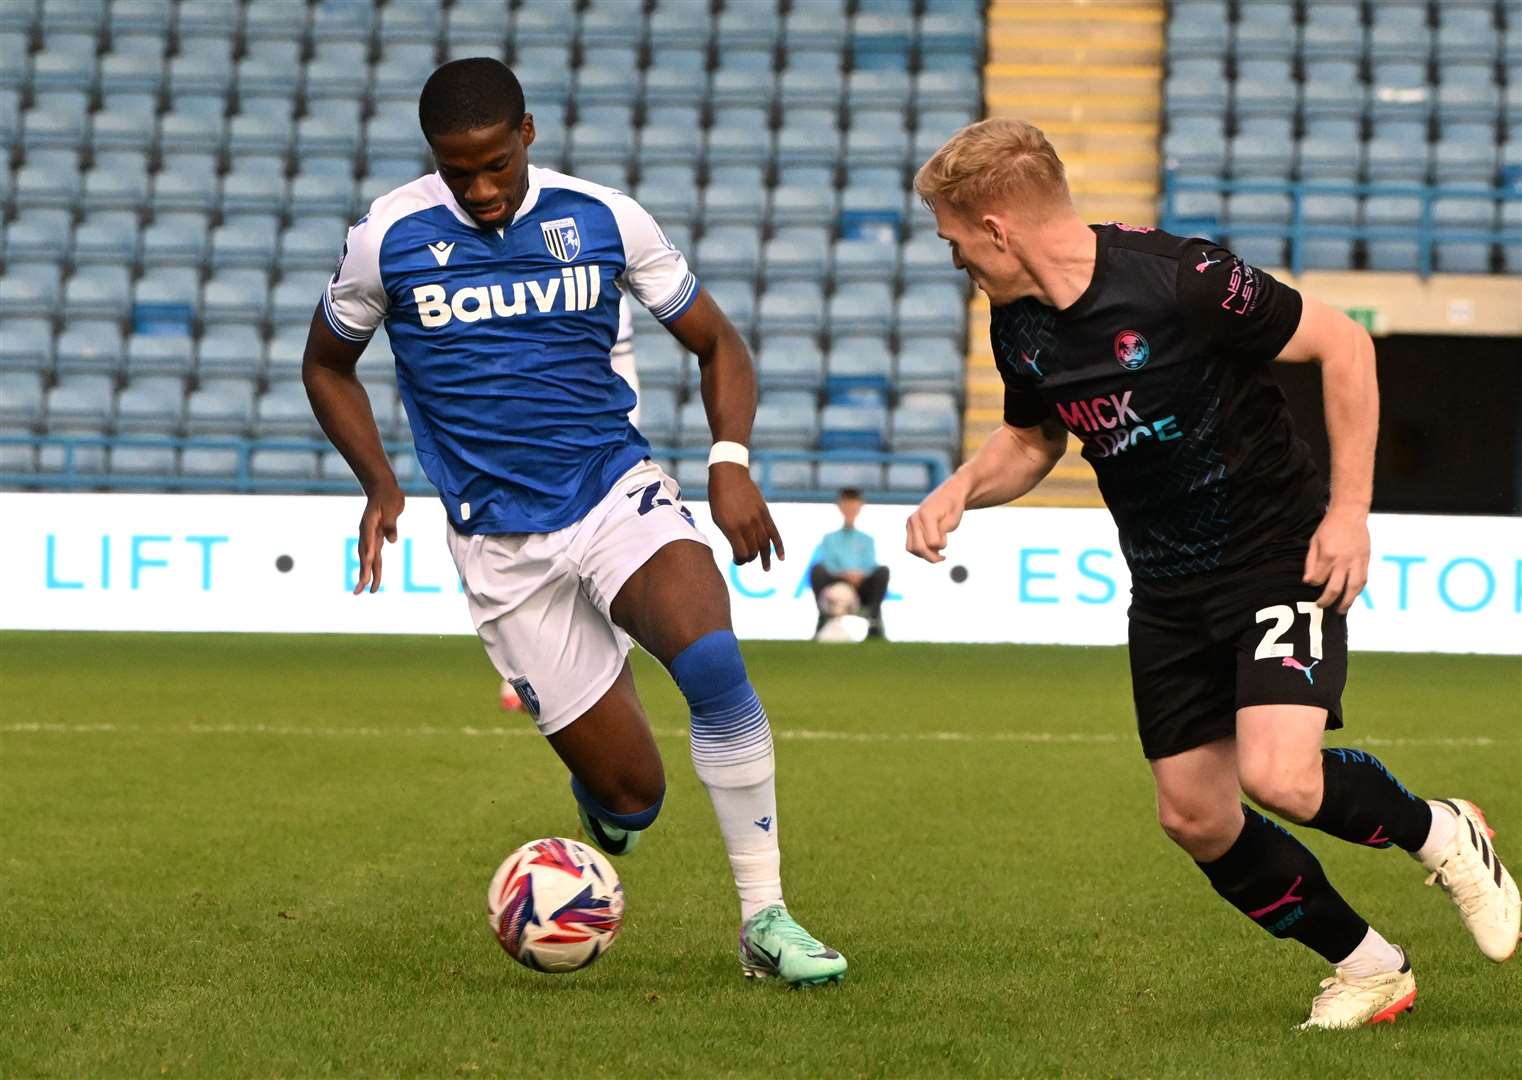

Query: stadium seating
(0, 0), (980, 499)
(1160, 0), (1522, 276)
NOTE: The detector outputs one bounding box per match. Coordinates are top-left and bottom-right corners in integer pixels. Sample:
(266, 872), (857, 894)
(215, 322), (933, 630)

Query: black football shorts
(1127, 557), (1349, 760)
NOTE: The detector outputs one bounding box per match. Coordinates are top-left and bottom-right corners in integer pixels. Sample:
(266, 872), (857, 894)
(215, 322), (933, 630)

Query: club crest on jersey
(1113, 329), (1150, 371)
(540, 217), (581, 263)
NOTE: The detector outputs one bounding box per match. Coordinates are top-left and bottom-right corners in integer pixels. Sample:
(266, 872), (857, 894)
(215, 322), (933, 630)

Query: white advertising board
(0, 493), (1516, 654)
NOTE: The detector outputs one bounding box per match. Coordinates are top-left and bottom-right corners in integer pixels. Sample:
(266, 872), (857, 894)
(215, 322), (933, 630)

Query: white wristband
(707, 441), (750, 469)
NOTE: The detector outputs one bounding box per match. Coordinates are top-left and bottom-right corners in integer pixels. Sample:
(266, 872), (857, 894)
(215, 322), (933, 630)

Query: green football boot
(576, 803), (641, 856)
(738, 904), (847, 987)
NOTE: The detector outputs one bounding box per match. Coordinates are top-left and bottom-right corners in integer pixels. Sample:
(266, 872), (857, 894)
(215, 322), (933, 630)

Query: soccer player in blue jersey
(302, 59), (845, 986)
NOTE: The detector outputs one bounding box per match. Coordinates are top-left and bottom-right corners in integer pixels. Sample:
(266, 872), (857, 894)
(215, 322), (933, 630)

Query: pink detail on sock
(1363, 825), (1389, 846)
(1247, 875), (1305, 919)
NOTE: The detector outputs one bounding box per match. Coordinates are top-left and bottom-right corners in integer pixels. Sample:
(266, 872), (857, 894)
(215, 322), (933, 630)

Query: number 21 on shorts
(1254, 602), (1324, 660)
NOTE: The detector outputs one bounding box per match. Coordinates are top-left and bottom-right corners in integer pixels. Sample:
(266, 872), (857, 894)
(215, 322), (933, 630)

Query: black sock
(1306, 748), (1432, 853)
(1196, 806), (1368, 964)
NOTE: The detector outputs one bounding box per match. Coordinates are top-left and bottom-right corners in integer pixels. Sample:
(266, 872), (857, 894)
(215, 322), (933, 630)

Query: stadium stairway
(962, 0), (1166, 507)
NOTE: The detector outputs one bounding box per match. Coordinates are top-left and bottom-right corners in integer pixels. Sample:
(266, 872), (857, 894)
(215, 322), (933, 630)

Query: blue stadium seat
(256, 380), (321, 438)
(1301, 2), (1363, 60)
(840, 182), (905, 237)
(1432, 190), (1498, 272)
(32, 42), (97, 90)
(63, 265), (130, 322)
(645, 1), (711, 51)
(816, 461), (883, 492)
(704, 278), (756, 339)
(635, 386), (678, 445)
(4, 208), (72, 264)
(1437, 76), (1502, 126)
(847, 69), (911, 115)
(896, 338), (963, 393)
(0, 263), (63, 318)
(826, 335), (892, 397)
(250, 448), (320, 483)
(279, 217), (347, 272)
(1225, 191), (1293, 225)
(845, 119), (909, 168)
(1163, 114), (1228, 175)
(209, 216), (280, 272)
(581, 1), (645, 49)
(1364, 130), (1431, 183)
(1227, 235), (1286, 269)
(634, 165), (701, 228)
(167, 52), (231, 98)
(271, 270), (333, 331)
(180, 446), (241, 480)
(235, 55), (299, 105)
(1434, 128), (1499, 184)
(317, 448), (357, 486)
(778, 62), (844, 112)
(0, 32), (29, 90)
(46, 373), (115, 431)
(1233, 59), (1297, 116)
(1297, 133), (1362, 182)
(818, 403), (887, 452)
(22, 91), (89, 151)
(0, 318), (55, 374)
(752, 398), (818, 451)
(851, 11), (912, 70)
(633, 330), (686, 391)
(115, 375), (185, 434)
(157, 109), (225, 156)
(785, 7), (846, 55)
(185, 377), (256, 437)
(899, 233), (961, 286)
(0, 371), (47, 425)
(107, 444), (176, 481)
(1368, 3), (1430, 63)
(896, 282), (964, 341)
(124, 333), (193, 381)
(832, 235), (899, 285)
(1230, 127), (1294, 180)
(262, 329), (306, 381)
(915, 69), (977, 112)
(716, 4), (780, 50)
(1436, 4), (1499, 64)
(756, 334), (825, 391)
(289, 172), (356, 218)
(891, 399), (959, 452)
(828, 282), (894, 338)
(201, 269), (269, 327)
(765, 228), (831, 282)
(703, 176), (769, 226)
(1166, 1), (1229, 58)
(54, 319), (123, 378)
(137, 211), (207, 270)
(1501, 201), (1522, 274)
(220, 167), (288, 218)
(1233, 1), (1296, 59)
(1302, 59), (1366, 122)
(638, 119), (703, 171)
(885, 460), (932, 494)
(675, 398), (711, 449)
(377, 0), (439, 46)
(36, 426), (108, 476)
(769, 181), (839, 230)
(196, 325), (264, 381)
(695, 226), (761, 282)
(227, 112), (294, 159)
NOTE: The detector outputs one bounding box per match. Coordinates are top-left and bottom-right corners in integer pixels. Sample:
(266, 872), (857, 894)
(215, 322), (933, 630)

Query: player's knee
(1239, 761), (1322, 824)
(670, 629), (750, 715)
(572, 769), (666, 827)
(1157, 800), (1237, 855)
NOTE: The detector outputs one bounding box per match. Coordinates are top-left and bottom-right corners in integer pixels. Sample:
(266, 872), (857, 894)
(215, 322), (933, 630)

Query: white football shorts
(445, 459), (708, 736)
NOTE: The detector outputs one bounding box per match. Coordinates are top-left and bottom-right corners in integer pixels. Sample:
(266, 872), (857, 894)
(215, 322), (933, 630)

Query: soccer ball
(487, 837), (624, 973)
(818, 580), (861, 617)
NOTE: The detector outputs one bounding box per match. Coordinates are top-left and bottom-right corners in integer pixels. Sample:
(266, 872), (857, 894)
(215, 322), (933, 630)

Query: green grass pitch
(2, 632), (1518, 1078)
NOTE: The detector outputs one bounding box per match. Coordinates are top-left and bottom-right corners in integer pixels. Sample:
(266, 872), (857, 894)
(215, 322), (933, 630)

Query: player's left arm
(1275, 297), (1378, 615)
(664, 291), (784, 571)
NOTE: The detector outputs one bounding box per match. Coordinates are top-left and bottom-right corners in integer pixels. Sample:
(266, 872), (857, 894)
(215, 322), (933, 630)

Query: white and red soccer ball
(487, 837), (623, 973)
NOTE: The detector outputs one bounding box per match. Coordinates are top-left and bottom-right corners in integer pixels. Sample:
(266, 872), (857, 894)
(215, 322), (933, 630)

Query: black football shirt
(991, 223), (1323, 581)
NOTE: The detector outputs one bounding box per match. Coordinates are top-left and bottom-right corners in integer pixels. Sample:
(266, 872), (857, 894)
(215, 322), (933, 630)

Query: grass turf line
(1, 632), (1518, 1078)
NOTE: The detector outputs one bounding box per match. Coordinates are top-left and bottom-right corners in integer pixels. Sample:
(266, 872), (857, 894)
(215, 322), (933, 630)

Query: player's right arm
(302, 215), (402, 595)
(905, 419), (1066, 564)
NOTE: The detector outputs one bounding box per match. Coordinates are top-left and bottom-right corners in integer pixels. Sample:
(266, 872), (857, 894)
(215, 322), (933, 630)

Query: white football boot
(1298, 951), (1417, 1031)
(1419, 799), (1521, 963)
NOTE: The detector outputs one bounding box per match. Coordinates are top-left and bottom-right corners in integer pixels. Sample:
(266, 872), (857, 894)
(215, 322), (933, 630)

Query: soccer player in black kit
(906, 119), (1519, 1030)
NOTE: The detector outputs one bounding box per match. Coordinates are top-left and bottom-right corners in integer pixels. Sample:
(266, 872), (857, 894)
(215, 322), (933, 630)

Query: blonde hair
(913, 118), (1070, 217)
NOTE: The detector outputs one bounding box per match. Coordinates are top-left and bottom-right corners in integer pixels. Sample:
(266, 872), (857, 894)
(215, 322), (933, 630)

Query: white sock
(689, 693), (784, 922)
(1416, 800), (1459, 864)
(1336, 926), (1405, 978)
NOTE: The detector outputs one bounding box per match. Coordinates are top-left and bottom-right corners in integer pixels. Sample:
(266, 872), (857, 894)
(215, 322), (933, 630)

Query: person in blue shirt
(810, 488), (890, 639)
(301, 58), (844, 986)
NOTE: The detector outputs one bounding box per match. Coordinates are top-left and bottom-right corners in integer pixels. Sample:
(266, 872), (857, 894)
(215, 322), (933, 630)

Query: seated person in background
(809, 488), (890, 639)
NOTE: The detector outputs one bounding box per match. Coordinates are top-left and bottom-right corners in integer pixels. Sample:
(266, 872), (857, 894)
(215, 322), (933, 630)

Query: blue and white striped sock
(671, 630), (783, 921)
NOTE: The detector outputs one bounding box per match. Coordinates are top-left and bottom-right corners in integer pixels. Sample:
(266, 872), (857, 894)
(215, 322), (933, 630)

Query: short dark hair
(838, 488), (864, 501)
(418, 58), (526, 141)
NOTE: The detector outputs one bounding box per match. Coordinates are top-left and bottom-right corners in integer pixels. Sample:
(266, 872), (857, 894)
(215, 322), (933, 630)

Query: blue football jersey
(322, 165), (700, 534)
